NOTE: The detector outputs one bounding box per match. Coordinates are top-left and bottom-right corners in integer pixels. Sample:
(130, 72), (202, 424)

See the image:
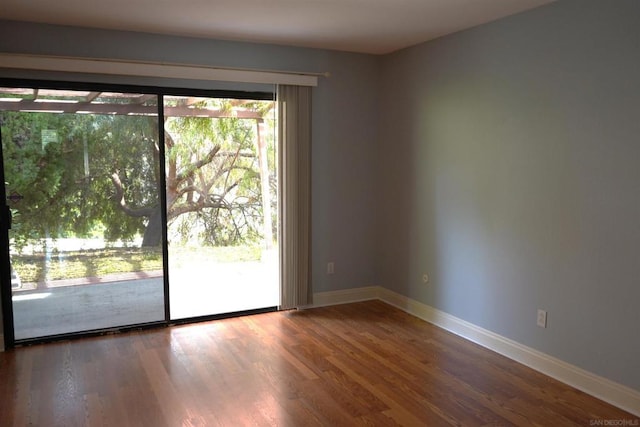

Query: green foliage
(165, 98), (276, 247)
(12, 247), (163, 283)
(2, 96), (276, 251)
(1, 111), (158, 250)
(90, 114), (160, 240)
(11, 245), (262, 283)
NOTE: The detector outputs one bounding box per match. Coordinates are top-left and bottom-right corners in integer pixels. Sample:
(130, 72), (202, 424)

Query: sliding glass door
(0, 82), (280, 346)
(0, 87), (166, 340)
(163, 95), (279, 319)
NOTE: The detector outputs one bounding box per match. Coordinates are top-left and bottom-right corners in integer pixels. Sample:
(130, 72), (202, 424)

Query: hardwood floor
(0, 300), (636, 426)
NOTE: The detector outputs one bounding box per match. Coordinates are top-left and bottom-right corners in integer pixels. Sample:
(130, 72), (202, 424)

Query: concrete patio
(12, 259), (279, 340)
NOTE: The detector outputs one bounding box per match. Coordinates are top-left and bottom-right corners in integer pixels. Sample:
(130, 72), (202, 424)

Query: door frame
(0, 124), (16, 347)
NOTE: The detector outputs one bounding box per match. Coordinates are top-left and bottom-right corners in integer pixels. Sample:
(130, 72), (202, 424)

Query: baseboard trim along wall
(310, 286), (379, 308)
(311, 286), (640, 417)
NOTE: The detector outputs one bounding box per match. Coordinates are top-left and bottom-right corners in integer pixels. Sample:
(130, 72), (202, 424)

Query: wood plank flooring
(0, 300), (636, 426)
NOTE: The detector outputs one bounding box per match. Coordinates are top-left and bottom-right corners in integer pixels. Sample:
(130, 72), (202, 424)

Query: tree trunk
(141, 208), (163, 247)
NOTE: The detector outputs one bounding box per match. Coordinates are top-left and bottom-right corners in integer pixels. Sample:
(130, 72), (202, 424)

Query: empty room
(0, 0), (639, 425)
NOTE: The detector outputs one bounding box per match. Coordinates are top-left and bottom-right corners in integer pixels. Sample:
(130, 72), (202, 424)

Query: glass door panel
(164, 95), (278, 319)
(0, 87), (166, 340)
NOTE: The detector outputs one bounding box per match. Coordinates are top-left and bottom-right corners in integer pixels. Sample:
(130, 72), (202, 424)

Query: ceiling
(0, 0), (554, 55)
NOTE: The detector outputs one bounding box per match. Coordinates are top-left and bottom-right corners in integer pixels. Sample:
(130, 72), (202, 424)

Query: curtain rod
(0, 53), (328, 87)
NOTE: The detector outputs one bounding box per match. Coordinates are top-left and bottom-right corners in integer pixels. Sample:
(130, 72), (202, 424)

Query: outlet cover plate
(537, 309), (547, 328)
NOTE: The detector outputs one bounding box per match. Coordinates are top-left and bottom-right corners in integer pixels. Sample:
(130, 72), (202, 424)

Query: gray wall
(378, 0), (640, 391)
(0, 20), (380, 298)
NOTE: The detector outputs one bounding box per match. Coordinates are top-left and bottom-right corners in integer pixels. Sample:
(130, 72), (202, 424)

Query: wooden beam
(83, 92), (101, 103)
(0, 101), (267, 118)
(133, 94), (156, 105)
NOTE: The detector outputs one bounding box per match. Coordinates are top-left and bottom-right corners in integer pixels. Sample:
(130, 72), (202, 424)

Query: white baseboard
(312, 286), (640, 417)
(310, 286), (379, 308)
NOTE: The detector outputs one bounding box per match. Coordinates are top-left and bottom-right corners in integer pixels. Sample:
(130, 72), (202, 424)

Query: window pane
(1, 87), (165, 340)
(164, 96), (279, 319)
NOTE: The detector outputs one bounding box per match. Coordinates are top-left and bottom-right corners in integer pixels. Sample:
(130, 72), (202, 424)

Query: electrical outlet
(327, 262), (334, 275)
(537, 309), (547, 328)
(422, 273), (429, 284)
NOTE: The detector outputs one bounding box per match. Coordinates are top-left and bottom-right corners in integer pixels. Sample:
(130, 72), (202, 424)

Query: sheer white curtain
(278, 85), (312, 309)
